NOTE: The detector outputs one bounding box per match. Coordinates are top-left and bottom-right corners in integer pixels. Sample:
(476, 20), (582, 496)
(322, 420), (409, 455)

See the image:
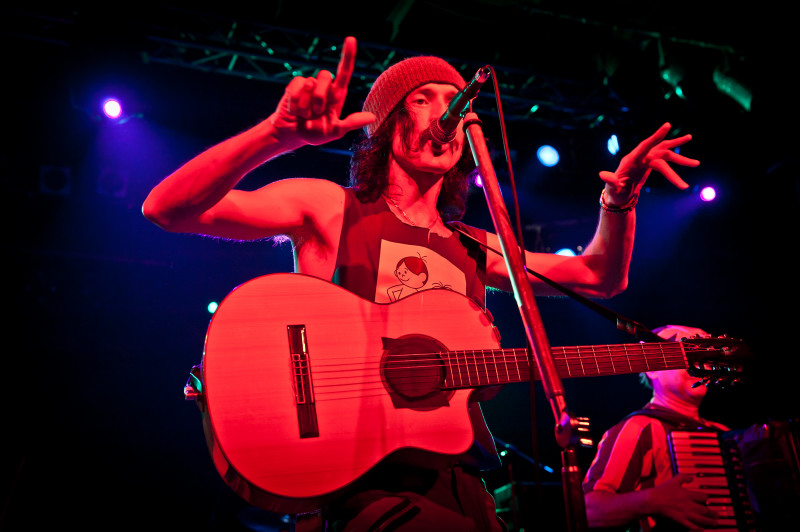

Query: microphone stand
(462, 110), (589, 532)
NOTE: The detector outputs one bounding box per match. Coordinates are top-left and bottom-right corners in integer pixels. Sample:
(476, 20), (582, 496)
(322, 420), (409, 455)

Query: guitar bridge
(287, 324), (319, 438)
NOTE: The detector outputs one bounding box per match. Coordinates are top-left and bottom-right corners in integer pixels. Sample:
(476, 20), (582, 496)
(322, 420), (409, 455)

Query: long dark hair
(349, 105), (475, 221)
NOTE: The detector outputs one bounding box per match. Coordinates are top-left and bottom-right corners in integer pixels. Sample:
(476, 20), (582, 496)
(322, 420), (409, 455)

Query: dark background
(4, 3), (796, 530)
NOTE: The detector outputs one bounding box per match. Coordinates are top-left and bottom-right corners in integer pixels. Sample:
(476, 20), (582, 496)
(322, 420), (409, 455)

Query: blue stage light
(607, 134), (619, 155)
(537, 145), (559, 167)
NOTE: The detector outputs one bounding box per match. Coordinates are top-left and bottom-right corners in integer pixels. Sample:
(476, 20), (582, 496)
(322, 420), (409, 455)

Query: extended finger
(630, 122), (672, 157)
(651, 159), (690, 189)
(297, 112), (376, 146)
(656, 133), (693, 150)
(338, 111), (377, 133)
(598, 170), (618, 184)
(650, 150), (700, 168)
(333, 36), (357, 92)
(312, 70), (333, 115)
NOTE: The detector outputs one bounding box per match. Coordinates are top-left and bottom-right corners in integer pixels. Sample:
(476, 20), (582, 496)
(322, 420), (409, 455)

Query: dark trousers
(322, 463), (507, 532)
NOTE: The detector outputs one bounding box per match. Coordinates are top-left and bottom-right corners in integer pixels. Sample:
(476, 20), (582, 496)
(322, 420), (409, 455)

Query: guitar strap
(448, 224), (665, 343)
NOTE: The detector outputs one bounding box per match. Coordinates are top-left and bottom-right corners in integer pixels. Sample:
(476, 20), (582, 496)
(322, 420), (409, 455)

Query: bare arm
(141, 36), (374, 242)
(485, 123), (699, 297)
(585, 474), (721, 529)
(484, 207), (634, 298)
(142, 121), (305, 238)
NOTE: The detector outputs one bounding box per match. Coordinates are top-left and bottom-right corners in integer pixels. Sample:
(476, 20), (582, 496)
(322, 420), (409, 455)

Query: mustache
(413, 121), (452, 151)
(419, 122), (436, 146)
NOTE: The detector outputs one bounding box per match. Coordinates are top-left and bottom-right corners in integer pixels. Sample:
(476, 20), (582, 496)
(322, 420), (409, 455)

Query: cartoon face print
(375, 240), (467, 304)
(386, 255), (430, 302)
(394, 255), (428, 289)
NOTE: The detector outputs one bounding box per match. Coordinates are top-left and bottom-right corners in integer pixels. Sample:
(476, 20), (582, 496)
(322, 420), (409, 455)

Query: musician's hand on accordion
(650, 473), (723, 529)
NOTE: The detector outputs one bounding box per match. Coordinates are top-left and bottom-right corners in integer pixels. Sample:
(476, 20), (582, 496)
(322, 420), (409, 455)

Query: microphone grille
(429, 119), (457, 144)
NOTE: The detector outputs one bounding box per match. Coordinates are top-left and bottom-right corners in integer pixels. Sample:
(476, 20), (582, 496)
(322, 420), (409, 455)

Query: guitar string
(308, 350), (691, 391)
(306, 343), (689, 366)
(307, 346), (690, 372)
(301, 344), (690, 369)
(309, 354), (690, 375)
(310, 360), (690, 373)
(294, 343), (718, 398)
(310, 358), (693, 398)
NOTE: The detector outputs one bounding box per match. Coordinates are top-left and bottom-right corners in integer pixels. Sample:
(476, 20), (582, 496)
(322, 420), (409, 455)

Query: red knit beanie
(362, 56), (466, 137)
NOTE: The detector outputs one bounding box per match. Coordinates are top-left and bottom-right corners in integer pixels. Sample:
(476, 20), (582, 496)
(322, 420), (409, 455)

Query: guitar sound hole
(381, 335), (446, 402)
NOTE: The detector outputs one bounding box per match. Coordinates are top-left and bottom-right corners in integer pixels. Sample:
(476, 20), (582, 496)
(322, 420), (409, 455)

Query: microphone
(429, 65), (491, 144)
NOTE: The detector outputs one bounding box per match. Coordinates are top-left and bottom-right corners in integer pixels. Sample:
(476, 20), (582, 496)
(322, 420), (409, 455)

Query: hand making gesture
(600, 122), (700, 206)
(270, 36), (375, 146)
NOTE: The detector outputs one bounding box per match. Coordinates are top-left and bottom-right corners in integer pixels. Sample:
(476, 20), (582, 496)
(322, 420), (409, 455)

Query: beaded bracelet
(600, 189), (639, 214)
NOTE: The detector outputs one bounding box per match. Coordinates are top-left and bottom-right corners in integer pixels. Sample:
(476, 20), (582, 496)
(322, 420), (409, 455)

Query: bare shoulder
(198, 177), (346, 242)
(293, 178), (346, 229)
(252, 176), (346, 238)
(262, 178), (345, 278)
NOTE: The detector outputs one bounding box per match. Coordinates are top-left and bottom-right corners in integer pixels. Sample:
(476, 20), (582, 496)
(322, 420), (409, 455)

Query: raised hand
(270, 36), (375, 146)
(600, 122), (700, 205)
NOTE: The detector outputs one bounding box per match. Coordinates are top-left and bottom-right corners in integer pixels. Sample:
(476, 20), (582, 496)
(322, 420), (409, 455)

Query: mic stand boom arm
(463, 111), (589, 532)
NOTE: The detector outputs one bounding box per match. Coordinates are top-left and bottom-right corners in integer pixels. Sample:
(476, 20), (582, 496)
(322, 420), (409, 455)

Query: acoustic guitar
(195, 273), (748, 513)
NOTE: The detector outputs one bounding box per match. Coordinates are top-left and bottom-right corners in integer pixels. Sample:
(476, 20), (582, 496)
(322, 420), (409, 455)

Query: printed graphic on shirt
(375, 239), (467, 303)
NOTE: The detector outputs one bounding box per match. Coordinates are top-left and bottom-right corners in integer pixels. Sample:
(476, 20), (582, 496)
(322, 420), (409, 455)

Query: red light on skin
(700, 187), (716, 202)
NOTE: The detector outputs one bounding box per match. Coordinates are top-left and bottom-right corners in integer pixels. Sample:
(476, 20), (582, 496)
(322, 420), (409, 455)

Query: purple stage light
(102, 98), (122, 119)
(700, 186), (716, 202)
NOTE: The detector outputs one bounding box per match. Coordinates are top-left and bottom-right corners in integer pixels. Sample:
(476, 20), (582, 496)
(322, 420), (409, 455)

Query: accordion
(668, 430), (757, 531)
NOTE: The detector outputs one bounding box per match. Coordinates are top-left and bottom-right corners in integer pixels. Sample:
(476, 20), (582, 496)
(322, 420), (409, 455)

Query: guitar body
(198, 273), (751, 513)
(201, 273), (500, 513)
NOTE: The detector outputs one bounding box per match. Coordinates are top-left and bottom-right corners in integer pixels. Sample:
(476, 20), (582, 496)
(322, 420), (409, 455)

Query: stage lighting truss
(8, 7), (749, 132)
(138, 9), (633, 132)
